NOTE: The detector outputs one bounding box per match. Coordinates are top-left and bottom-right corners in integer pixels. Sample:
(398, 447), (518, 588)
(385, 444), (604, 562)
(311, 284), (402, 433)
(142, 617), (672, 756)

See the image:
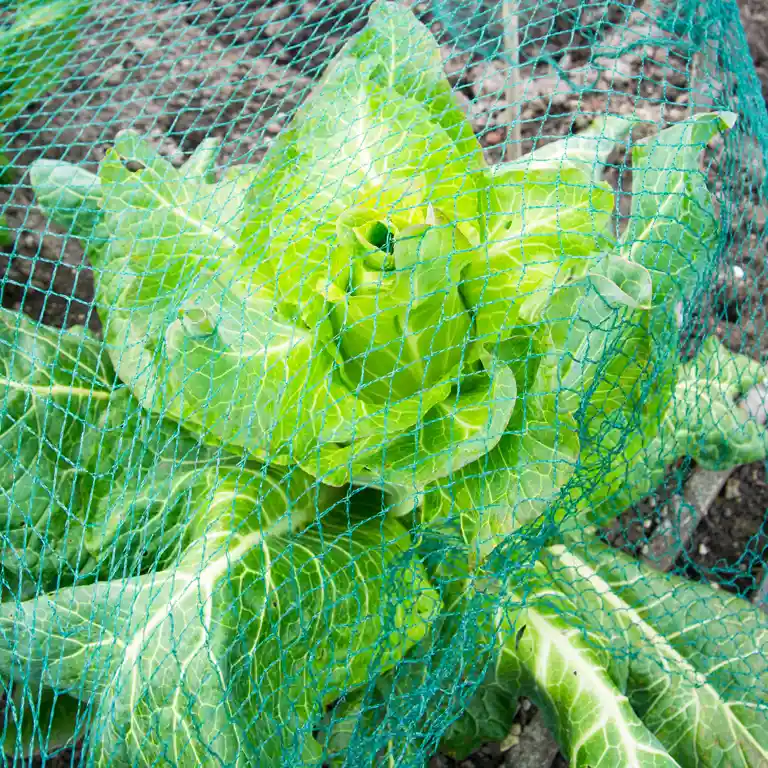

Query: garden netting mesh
(0, 0), (767, 766)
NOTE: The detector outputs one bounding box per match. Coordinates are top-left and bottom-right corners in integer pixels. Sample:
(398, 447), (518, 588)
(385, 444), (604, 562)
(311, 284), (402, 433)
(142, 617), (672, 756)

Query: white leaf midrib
(549, 547), (768, 761)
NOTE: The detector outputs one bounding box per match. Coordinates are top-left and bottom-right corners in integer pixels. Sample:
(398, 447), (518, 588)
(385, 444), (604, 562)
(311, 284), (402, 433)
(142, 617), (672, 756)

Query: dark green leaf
(2, 684), (82, 758)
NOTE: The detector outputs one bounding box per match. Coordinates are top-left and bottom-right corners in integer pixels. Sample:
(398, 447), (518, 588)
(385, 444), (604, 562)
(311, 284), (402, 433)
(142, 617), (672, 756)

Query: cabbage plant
(0, 0), (90, 125)
(5, 1), (767, 765)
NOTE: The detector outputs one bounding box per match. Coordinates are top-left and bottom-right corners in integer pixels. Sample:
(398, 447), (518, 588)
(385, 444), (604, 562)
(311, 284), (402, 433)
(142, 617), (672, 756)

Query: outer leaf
(621, 112), (737, 303)
(2, 684), (82, 758)
(97, 249), (333, 465)
(495, 574), (680, 767)
(29, 159), (106, 242)
(0, 307), (232, 595)
(98, 130), (247, 271)
(0, 307), (116, 593)
(509, 114), (637, 183)
(664, 335), (768, 469)
(564, 333), (768, 529)
(534, 254), (654, 416)
(0, 0), (90, 123)
(322, 525), (534, 766)
(345, 0), (484, 168)
(0, 309), (436, 766)
(322, 680), (428, 768)
(0, 482), (439, 766)
(422, 312), (594, 557)
(435, 257), (653, 549)
(432, 561), (679, 767)
(421, 395), (580, 561)
(546, 538), (768, 767)
(180, 137), (220, 183)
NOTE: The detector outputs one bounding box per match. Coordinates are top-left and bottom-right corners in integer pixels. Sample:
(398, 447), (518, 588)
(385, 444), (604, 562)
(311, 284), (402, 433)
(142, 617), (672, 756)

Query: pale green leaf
(30, 159), (107, 242)
(534, 255), (654, 417)
(621, 112), (737, 303)
(242, 66), (481, 307)
(509, 114), (637, 183)
(318, 353), (517, 493)
(496, 573), (681, 767)
(563, 333), (768, 529)
(328, 216), (475, 402)
(98, 130), (248, 273)
(345, 0), (483, 167)
(422, 397), (579, 561)
(465, 165), (615, 336)
(664, 335), (768, 469)
(96, 252), (335, 466)
(546, 538), (768, 767)
(180, 137), (220, 183)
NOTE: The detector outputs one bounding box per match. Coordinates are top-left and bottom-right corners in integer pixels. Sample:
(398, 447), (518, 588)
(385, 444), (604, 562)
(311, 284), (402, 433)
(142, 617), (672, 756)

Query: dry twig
(502, 0), (521, 161)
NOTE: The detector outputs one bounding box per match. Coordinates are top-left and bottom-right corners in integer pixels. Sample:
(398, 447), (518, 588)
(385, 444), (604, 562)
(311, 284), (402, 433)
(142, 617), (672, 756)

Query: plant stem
(503, 0), (521, 161)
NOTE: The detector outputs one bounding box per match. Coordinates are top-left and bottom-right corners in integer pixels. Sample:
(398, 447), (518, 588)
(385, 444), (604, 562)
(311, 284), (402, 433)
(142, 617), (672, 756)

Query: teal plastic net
(0, 0), (767, 766)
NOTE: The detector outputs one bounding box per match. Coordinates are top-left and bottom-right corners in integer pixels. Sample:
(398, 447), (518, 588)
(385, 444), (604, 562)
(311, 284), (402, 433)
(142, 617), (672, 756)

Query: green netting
(0, 0), (767, 766)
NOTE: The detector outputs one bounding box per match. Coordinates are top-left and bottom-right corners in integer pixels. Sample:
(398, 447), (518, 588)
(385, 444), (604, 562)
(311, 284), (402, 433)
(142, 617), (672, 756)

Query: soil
(1, 0), (767, 766)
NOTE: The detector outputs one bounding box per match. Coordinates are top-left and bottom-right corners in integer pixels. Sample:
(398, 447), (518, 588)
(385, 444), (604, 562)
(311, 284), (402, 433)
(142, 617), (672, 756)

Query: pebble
(102, 66), (125, 86)
(132, 37), (157, 53)
(484, 129), (503, 145)
(265, 122), (283, 135)
(264, 22), (284, 37)
(698, 542), (710, 556)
